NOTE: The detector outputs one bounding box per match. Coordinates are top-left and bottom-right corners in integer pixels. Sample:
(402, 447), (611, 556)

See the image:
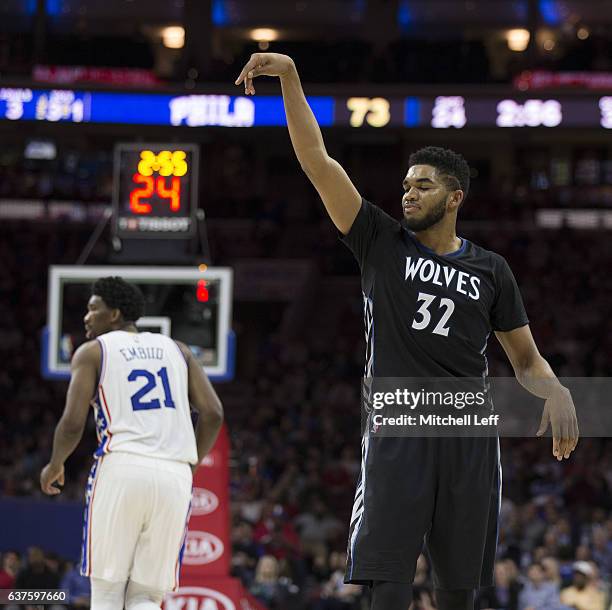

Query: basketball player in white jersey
(40, 276), (224, 610)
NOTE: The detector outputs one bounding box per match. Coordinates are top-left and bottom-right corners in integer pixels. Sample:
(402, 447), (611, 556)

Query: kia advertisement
(165, 582), (266, 610)
(162, 427), (265, 610)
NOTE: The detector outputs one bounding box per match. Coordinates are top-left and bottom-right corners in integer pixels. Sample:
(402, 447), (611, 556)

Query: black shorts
(344, 435), (501, 589)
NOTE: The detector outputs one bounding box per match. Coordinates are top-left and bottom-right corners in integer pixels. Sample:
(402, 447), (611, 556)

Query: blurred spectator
(542, 557), (563, 589)
(14, 547), (60, 590)
(478, 559), (521, 610)
(60, 561), (91, 608)
(518, 562), (561, 610)
(520, 503), (548, 555)
(249, 555), (299, 610)
(559, 562), (605, 610)
(315, 551), (361, 610)
(0, 550), (21, 588)
(294, 496), (343, 556)
(231, 520), (260, 586)
(590, 528), (612, 580)
(44, 551), (63, 577)
(253, 502), (302, 562)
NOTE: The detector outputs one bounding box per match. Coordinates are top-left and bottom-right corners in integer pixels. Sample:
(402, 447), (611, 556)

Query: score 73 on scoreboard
(113, 143), (199, 239)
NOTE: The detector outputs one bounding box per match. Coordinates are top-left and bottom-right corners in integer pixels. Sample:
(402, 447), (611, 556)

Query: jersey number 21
(128, 367), (176, 411)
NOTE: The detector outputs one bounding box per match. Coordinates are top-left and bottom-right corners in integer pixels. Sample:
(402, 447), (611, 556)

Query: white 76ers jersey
(92, 330), (197, 464)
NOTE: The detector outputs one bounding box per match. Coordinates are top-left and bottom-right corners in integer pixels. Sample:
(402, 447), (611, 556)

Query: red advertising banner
(181, 426), (231, 579)
(165, 580), (267, 610)
(514, 70), (612, 90)
(163, 426), (267, 610)
(32, 65), (159, 87)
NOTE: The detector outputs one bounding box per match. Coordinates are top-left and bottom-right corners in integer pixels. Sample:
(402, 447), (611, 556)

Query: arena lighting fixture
(162, 26), (185, 49)
(536, 28), (556, 52)
(577, 27), (590, 40)
(506, 29), (530, 52)
(250, 28), (279, 42)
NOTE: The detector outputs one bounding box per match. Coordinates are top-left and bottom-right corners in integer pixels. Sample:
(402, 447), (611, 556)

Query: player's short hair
(408, 146), (470, 202)
(91, 277), (145, 322)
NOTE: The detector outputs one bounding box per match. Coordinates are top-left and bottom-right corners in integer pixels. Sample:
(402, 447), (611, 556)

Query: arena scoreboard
(112, 143), (199, 239)
(1, 88), (612, 129)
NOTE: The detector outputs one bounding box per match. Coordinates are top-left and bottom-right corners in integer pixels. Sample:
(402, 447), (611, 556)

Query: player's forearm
(280, 63), (329, 173)
(194, 411), (223, 464)
(50, 418), (84, 466)
(515, 354), (567, 399)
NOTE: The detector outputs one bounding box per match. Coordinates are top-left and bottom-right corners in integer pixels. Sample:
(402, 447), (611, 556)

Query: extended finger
(570, 413), (579, 452)
(561, 422), (572, 458)
(235, 57), (258, 85)
(564, 417), (574, 458)
(245, 64), (268, 94)
(559, 418), (570, 459)
(556, 422), (568, 459)
(552, 436), (560, 459)
(246, 73), (255, 95)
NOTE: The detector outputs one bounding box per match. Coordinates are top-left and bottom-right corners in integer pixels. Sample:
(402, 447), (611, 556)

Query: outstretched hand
(536, 386), (579, 460)
(234, 53), (295, 95)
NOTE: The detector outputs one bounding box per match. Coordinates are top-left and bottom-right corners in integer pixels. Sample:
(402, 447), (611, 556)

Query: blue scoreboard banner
(0, 87), (335, 127)
(0, 86), (611, 129)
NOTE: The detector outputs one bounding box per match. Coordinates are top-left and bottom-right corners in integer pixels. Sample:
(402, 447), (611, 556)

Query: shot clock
(112, 143), (199, 239)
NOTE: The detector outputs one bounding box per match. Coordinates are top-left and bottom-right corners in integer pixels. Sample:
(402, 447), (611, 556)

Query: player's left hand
(40, 462), (65, 495)
(536, 386), (579, 460)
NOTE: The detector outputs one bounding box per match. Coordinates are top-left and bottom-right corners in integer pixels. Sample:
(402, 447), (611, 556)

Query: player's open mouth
(403, 203), (420, 213)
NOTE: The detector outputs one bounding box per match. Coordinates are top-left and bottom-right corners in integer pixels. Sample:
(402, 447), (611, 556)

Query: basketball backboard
(42, 266), (234, 382)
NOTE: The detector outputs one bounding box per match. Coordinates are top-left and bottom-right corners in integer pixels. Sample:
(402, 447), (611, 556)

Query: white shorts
(80, 451), (192, 591)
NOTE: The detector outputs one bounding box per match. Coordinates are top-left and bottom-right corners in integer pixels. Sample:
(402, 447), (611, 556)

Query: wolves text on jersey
(405, 256), (481, 301)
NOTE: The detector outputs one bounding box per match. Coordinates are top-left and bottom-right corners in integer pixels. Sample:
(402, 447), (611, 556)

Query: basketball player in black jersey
(235, 54), (579, 610)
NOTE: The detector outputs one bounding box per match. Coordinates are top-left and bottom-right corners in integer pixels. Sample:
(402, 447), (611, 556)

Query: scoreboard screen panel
(2, 88), (612, 129)
(113, 143), (199, 239)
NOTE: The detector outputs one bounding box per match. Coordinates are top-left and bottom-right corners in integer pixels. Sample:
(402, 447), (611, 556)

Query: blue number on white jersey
(128, 367), (176, 411)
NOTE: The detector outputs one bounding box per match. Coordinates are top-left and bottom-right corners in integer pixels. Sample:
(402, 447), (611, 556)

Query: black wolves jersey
(341, 198), (529, 379)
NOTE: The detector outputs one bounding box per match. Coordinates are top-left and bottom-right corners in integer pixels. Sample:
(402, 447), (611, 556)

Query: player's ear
(447, 190), (463, 211)
(110, 308), (122, 323)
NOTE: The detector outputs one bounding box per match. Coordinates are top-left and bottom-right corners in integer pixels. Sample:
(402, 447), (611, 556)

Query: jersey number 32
(411, 292), (455, 337)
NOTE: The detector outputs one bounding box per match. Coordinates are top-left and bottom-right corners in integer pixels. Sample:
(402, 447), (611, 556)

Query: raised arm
(235, 53), (361, 235)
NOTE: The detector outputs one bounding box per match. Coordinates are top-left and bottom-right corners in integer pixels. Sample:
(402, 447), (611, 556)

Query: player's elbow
(299, 151), (329, 179)
(58, 415), (86, 438)
(516, 348), (544, 377)
(201, 397), (224, 427)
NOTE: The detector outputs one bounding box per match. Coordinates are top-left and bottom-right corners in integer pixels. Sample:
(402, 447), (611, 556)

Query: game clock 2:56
(112, 143), (199, 239)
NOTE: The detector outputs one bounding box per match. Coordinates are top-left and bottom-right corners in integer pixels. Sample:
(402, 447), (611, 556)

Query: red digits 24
(156, 176), (181, 211)
(130, 174), (154, 214)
